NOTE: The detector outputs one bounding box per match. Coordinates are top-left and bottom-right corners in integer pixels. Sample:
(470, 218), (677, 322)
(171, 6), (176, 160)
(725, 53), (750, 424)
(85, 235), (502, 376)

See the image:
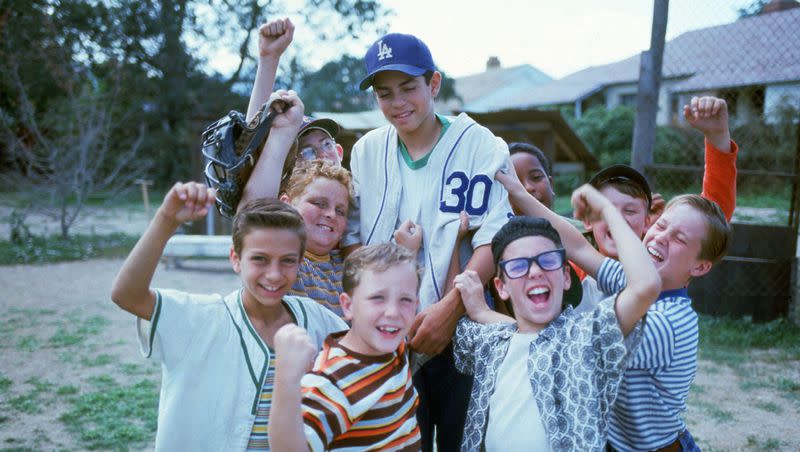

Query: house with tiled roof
(477, 5), (800, 126)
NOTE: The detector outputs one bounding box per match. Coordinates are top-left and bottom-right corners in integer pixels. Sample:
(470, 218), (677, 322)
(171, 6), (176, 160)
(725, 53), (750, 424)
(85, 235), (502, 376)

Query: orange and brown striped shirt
(301, 332), (420, 451)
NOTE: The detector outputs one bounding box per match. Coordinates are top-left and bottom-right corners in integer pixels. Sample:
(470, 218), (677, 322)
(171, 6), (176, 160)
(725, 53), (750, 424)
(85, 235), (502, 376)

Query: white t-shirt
(485, 333), (550, 452)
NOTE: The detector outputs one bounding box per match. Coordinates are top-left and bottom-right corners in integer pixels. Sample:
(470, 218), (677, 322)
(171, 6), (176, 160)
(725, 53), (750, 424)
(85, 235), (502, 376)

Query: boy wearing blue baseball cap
(341, 33), (514, 452)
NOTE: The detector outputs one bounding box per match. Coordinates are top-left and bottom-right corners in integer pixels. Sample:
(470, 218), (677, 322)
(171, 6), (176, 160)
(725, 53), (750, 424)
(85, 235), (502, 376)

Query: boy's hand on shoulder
(274, 324), (317, 378)
(394, 220), (423, 253)
(684, 96), (731, 151)
(258, 18), (294, 60)
(454, 270), (487, 317)
(495, 168), (526, 199)
(157, 182), (215, 227)
(571, 184), (612, 224)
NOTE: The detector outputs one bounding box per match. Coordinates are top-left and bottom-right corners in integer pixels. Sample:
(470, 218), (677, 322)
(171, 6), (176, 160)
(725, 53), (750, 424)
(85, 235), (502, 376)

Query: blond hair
(284, 159), (354, 204)
(342, 243), (421, 295)
(665, 194), (731, 264)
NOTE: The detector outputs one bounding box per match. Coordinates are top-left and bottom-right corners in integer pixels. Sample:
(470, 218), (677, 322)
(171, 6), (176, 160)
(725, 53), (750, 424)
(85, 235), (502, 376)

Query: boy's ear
(229, 246), (241, 274)
(279, 193), (291, 204)
(493, 276), (510, 301)
(339, 292), (354, 321)
(562, 265), (572, 291)
(429, 71), (442, 97)
(689, 259), (713, 278)
(583, 219), (593, 232)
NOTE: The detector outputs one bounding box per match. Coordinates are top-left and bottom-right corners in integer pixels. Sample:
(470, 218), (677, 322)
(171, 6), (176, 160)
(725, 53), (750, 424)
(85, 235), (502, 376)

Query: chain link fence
(544, 1), (800, 320)
(644, 0), (800, 320)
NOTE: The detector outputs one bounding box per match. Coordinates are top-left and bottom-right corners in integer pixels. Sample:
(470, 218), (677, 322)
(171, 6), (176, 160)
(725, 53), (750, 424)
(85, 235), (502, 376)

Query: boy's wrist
(705, 132), (731, 152)
(153, 209), (182, 231)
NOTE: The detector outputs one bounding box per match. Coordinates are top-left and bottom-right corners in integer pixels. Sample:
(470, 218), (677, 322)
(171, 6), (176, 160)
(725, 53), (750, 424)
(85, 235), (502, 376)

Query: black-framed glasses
(499, 249), (566, 279)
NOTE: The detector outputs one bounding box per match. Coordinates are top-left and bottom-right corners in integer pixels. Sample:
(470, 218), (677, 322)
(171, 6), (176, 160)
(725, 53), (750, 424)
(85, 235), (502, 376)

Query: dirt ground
(0, 207), (799, 450)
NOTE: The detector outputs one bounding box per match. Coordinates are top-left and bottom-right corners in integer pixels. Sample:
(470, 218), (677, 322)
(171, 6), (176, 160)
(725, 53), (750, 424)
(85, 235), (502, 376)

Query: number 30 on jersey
(439, 171), (492, 216)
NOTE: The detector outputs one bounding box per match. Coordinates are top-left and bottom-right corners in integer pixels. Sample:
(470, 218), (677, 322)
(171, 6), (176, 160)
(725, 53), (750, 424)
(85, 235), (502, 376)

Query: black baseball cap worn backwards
(491, 217), (563, 267)
(359, 33), (436, 90)
(588, 164), (653, 208)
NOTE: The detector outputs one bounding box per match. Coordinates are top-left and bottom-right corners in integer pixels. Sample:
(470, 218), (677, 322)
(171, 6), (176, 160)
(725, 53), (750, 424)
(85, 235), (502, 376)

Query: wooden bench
(161, 235), (232, 268)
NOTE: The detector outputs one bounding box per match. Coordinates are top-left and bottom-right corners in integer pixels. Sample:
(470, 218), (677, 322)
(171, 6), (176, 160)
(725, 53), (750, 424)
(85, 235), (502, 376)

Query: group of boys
(110, 16), (737, 452)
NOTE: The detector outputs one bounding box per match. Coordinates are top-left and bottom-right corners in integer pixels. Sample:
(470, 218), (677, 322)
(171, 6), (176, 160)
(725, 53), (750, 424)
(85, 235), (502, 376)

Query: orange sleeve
(701, 139), (738, 222)
(569, 260), (588, 282)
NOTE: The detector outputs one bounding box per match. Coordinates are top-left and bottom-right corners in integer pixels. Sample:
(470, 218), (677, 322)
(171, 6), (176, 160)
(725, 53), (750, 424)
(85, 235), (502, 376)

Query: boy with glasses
(451, 184), (661, 451)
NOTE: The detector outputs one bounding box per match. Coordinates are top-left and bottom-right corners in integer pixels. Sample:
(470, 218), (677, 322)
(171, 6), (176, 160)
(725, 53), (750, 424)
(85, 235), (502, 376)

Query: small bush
(0, 232), (138, 265)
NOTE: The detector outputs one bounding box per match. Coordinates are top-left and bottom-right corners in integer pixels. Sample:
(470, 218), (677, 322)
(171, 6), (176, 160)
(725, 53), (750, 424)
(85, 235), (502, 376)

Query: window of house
(619, 93), (637, 107)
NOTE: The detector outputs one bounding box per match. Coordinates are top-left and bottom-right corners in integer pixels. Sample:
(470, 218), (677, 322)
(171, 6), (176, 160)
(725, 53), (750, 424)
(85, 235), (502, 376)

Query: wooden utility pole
(631, 0), (669, 173)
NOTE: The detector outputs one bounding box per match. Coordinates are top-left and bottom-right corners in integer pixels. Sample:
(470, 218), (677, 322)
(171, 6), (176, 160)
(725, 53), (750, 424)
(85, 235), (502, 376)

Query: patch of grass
(7, 378), (52, 414)
(56, 385), (79, 396)
(698, 315), (800, 364)
(59, 376), (157, 450)
(47, 315), (109, 348)
(755, 400), (783, 414)
(746, 435), (785, 450)
(691, 383), (707, 394)
(80, 354), (116, 367)
(0, 376), (11, 393)
(693, 400), (734, 423)
(0, 232), (138, 265)
(17, 335), (40, 351)
(774, 377), (800, 401)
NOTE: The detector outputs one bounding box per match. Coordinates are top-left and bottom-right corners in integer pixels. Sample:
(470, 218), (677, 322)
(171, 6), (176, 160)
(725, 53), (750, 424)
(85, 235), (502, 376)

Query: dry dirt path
(0, 258), (798, 450)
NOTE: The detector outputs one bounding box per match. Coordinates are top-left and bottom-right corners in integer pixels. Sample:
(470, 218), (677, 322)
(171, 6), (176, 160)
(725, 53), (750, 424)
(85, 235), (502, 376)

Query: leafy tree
(299, 55), (375, 112)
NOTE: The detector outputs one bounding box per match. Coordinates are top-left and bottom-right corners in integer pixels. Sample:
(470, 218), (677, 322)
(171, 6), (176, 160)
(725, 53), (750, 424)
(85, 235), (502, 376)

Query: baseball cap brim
(359, 64), (429, 90)
(588, 164), (653, 207)
(298, 117), (339, 140)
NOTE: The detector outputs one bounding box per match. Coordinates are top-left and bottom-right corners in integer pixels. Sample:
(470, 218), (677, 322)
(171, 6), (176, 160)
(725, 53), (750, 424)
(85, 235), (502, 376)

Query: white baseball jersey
(343, 112), (513, 309)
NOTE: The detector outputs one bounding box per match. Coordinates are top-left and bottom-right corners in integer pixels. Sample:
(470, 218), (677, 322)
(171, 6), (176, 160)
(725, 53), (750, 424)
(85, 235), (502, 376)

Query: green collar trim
(398, 114), (451, 170)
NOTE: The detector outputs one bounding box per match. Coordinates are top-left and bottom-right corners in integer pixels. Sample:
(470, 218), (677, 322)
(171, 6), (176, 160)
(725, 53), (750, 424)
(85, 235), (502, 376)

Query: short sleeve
(596, 258), (627, 296)
(453, 316), (511, 376)
(137, 289), (223, 367)
(472, 138), (514, 248)
(301, 373), (350, 452)
(627, 310), (676, 369)
(288, 297), (348, 349)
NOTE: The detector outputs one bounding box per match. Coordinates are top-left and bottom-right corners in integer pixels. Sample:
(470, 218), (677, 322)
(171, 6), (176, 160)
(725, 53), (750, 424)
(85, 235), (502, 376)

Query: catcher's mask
(201, 103), (281, 218)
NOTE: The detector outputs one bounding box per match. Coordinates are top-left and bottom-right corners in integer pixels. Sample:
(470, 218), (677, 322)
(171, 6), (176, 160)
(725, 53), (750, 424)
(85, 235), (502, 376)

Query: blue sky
(201, 0), (754, 80)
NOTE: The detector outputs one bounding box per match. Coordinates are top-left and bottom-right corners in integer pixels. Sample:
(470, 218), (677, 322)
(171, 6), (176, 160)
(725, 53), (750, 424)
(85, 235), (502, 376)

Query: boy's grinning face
(494, 236), (570, 334)
(339, 264), (419, 356)
(588, 186), (649, 259)
(373, 71), (440, 136)
(288, 177), (349, 256)
(230, 228), (301, 310)
(643, 203), (711, 290)
(511, 153), (554, 210)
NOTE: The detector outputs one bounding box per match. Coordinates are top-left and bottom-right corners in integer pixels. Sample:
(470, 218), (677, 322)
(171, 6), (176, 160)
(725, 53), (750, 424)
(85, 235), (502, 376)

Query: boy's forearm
(110, 211), (180, 319)
(247, 56), (280, 122)
(704, 130), (731, 153)
(605, 204), (661, 334)
(269, 371), (310, 452)
(469, 308), (514, 325)
(240, 131), (296, 206)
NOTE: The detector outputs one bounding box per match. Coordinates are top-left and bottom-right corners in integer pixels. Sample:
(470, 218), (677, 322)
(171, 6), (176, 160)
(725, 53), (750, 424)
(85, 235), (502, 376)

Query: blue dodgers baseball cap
(359, 33), (436, 90)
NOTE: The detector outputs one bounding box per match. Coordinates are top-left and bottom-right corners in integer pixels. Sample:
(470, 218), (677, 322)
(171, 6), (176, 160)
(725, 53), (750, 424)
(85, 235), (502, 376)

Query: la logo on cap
(377, 40), (393, 60)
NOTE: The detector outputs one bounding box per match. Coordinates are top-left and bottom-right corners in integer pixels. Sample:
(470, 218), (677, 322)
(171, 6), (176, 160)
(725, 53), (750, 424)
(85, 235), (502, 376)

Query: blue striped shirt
(597, 259), (699, 451)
